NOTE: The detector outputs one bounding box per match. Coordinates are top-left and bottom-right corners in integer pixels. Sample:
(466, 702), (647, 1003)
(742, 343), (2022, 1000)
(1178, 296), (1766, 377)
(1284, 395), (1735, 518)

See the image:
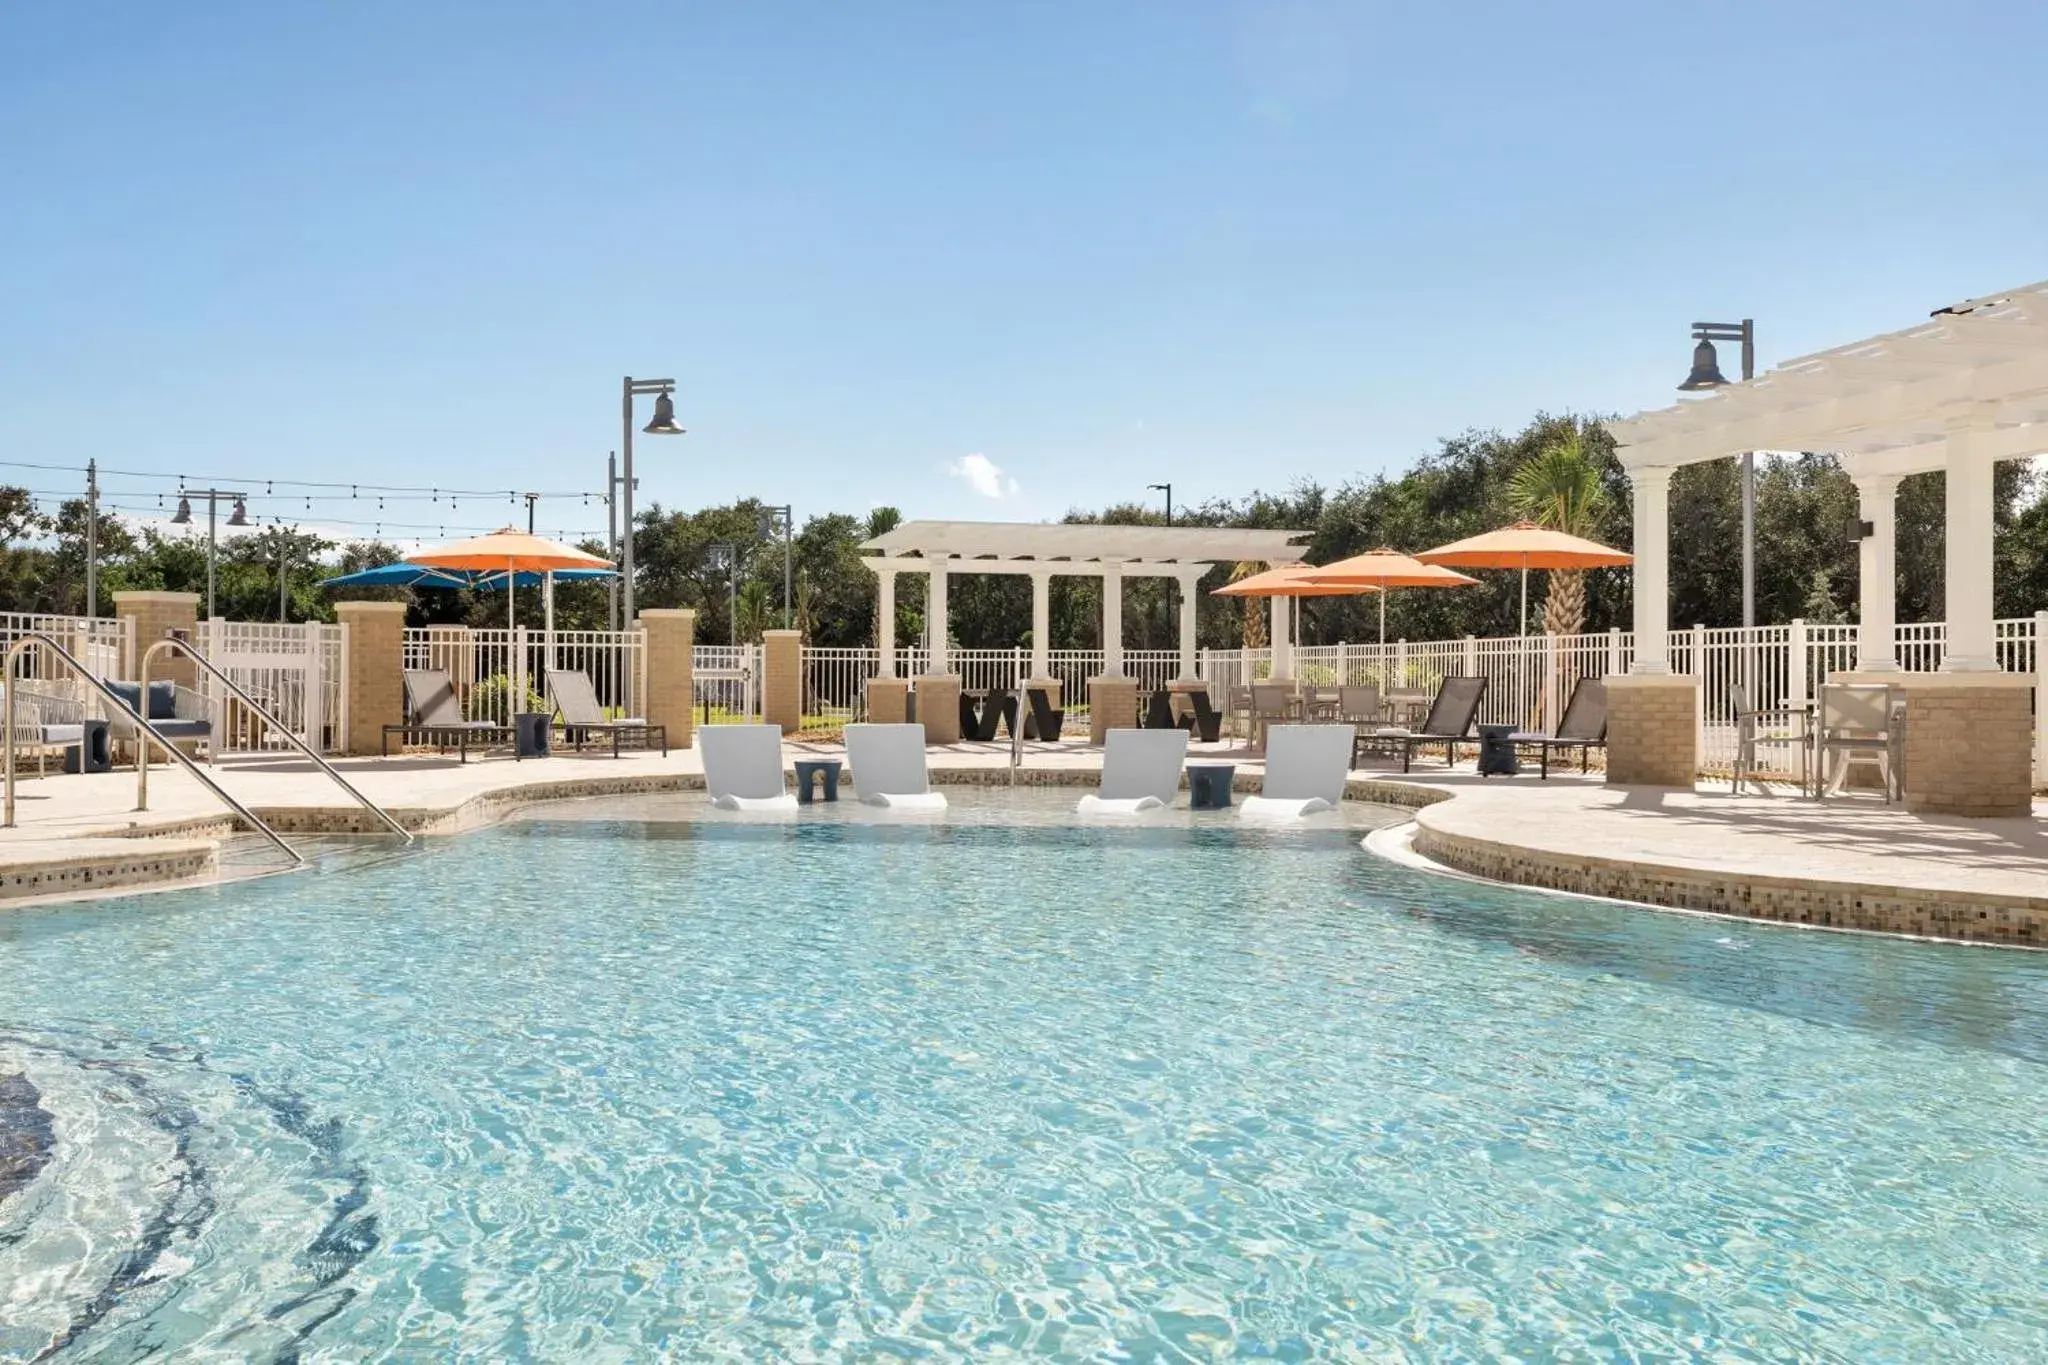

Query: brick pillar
(1088, 675), (1140, 745)
(1838, 671), (2032, 817)
(113, 590), (200, 688)
(1605, 674), (1698, 788)
(640, 609), (696, 749)
(333, 600), (406, 755)
(762, 629), (802, 734)
(915, 673), (962, 744)
(866, 676), (909, 724)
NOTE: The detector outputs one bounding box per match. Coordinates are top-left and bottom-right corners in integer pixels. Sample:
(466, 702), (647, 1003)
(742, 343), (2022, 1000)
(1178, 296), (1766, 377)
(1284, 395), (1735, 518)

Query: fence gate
(692, 644), (759, 724)
(196, 620), (347, 754)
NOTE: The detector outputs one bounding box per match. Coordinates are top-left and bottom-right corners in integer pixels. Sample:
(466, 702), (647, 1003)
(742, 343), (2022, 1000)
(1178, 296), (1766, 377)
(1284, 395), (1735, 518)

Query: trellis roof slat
(860, 520), (1309, 565)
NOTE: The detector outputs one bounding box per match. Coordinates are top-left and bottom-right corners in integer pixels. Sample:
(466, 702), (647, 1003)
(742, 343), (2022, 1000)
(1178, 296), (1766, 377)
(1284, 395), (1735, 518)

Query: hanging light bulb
(171, 495), (193, 525)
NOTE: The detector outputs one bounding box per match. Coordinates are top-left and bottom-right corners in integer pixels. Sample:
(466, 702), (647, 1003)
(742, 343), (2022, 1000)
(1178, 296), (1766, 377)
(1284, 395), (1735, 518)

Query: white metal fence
(403, 626), (646, 728)
(693, 644), (760, 724)
(195, 619), (349, 753)
(0, 612), (131, 690)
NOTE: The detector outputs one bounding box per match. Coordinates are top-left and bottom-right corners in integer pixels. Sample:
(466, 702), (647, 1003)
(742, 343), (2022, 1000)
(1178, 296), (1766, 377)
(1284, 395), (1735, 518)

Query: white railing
(196, 619), (349, 753)
(0, 613), (131, 694)
(693, 644), (759, 724)
(403, 626), (645, 728)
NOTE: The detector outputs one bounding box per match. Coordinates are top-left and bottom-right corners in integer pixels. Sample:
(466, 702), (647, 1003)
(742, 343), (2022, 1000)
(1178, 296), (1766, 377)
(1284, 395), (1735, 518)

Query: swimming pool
(4, 789), (2047, 1360)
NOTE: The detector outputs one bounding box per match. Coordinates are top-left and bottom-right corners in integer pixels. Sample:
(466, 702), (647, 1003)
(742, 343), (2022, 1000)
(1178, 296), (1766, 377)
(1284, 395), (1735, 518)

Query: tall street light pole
(85, 459), (99, 619)
(1678, 319), (1756, 626)
(605, 452), (619, 631)
(621, 377), (684, 628)
(171, 488), (248, 619)
(1148, 482), (1173, 647)
(758, 505), (794, 629)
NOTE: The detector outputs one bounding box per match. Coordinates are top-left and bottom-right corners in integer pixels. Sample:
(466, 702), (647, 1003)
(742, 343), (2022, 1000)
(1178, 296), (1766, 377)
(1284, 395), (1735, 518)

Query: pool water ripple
(0, 792), (2046, 1359)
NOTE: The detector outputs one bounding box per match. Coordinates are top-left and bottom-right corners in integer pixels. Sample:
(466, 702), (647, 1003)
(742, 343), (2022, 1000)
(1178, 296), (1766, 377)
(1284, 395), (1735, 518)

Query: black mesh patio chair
(1183, 687), (1225, 743)
(1145, 688), (1177, 730)
(547, 669), (667, 757)
(384, 668), (514, 763)
(1354, 675), (1488, 771)
(969, 692), (1003, 742)
(1516, 676), (1607, 778)
(1027, 687), (1065, 742)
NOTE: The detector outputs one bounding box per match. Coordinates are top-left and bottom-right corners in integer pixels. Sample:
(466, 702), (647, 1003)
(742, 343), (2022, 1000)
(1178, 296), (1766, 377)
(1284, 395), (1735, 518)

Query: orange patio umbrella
(1416, 521), (1630, 637)
(1298, 547), (1478, 645)
(1210, 563), (1380, 599)
(407, 528), (612, 631)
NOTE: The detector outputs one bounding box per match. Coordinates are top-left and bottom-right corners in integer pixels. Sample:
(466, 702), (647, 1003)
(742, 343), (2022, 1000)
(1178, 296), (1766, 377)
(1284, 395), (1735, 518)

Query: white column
(1629, 466), (1674, 673)
(929, 557), (950, 675)
(875, 569), (896, 676)
(1852, 474), (1900, 671)
(1101, 559), (1124, 676)
(1270, 594), (1292, 680)
(1030, 571), (1051, 679)
(1176, 571), (1202, 679)
(1942, 424), (1998, 672)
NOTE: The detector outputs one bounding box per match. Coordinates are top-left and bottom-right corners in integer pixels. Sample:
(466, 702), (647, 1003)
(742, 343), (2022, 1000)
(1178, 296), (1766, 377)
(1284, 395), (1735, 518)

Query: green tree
(1508, 425), (1611, 636)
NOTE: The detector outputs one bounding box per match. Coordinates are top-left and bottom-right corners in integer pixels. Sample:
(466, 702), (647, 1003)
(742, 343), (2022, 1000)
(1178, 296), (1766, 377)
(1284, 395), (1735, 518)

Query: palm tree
(1510, 432), (1610, 638)
(1227, 562), (1267, 649)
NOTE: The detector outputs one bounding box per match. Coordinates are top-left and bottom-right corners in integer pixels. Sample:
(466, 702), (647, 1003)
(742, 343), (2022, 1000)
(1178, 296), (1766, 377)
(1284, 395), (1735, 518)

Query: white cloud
(948, 452), (1020, 500)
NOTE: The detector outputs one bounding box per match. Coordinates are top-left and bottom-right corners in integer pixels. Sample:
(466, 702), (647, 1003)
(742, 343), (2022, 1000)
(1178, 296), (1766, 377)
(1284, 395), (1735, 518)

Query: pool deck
(0, 737), (2044, 944)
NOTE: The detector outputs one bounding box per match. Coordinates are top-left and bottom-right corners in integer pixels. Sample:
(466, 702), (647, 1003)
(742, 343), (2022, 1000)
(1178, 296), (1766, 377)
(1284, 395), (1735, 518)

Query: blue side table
(1187, 762), (1235, 810)
(794, 758), (843, 804)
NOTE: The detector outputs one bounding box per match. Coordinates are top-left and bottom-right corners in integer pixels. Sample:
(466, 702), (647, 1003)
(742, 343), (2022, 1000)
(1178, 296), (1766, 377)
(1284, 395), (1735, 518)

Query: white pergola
(861, 520), (1310, 679)
(1610, 279), (2048, 674)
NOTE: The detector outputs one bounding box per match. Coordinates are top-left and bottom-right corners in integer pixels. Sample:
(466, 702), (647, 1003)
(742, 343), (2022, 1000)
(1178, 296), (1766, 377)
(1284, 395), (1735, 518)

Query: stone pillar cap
(638, 608), (697, 621)
(762, 628), (803, 639)
(332, 599), (408, 615)
(112, 590), (200, 605)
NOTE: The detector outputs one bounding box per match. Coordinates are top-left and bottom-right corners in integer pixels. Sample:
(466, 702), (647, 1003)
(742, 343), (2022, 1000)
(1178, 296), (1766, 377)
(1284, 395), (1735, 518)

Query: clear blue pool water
(4, 792), (2048, 1361)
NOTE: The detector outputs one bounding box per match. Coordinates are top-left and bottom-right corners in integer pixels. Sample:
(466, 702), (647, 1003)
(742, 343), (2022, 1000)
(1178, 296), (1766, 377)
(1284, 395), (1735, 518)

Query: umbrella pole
(1519, 563), (1528, 638)
(545, 570), (556, 673)
(1378, 590), (1386, 647)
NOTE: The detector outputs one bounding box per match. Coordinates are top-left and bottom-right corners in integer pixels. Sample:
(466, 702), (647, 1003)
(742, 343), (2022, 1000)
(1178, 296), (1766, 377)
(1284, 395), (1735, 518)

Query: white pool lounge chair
(844, 723), (949, 810)
(1078, 728), (1188, 814)
(1240, 724), (1353, 820)
(698, 724), (798, 811)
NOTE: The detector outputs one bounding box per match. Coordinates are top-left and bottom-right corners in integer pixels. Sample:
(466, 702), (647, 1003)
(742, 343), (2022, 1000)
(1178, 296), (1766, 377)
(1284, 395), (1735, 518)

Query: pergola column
(1270, 593), (1292, 680)
(1176, 570), (1203, 678)
(1628, 466), (1673, 673)
(1852, 473), (1900, 671)
(1942, 420), (1998, 672)
(874, 569), (896, 676)
(928, 556), (950, 675)
(1030, 570), (1052, 679)
(1101, 558), (1124, 676)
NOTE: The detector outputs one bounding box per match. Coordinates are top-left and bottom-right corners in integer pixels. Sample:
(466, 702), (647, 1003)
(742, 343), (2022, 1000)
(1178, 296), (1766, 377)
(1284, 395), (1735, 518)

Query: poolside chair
(1144, 689), (1176, 730)
(384, 669), (514, 762)
(1183, 687), (1225, 743)
(1239, 724), (1354, 819)
(969, 692), (1004, 742)
(1354, 676), (1487, 771)
(1815, 683), (1902, 802)
(546, 669), (667, 757)
(698, 724), (797, 811)
(1515, 677), (1607, 778)
(106, 679), (214, 763)
(844, 722), (949, 810)
(1247, 683), (1295, 750)
(958, 691), (983, 742)
(1731, 686), (1812, 795)
(1026, 687), (1064, 742)
(1078, 728), (1188, 814)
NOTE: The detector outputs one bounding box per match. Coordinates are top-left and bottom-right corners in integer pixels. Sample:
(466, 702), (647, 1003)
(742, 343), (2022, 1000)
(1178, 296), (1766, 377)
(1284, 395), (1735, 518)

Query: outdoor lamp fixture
(1676, 318), (1758, 627)
(175, 487), (249, 619)
(619, 376), (683, 627)
(757, 504), (794, 629)
(706, 540), (739, 645)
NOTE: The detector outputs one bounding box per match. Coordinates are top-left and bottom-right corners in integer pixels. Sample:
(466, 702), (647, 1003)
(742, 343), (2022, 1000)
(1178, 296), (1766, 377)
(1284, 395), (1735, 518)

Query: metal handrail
(141, 637), (412, 845)
(1009, 673), (1026, 784)
(2, 631), (303, 864)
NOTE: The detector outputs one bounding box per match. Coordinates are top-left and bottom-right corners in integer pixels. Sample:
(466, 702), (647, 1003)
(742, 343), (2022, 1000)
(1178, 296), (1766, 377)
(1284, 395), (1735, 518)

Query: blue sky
(3, 1), (2043, 545)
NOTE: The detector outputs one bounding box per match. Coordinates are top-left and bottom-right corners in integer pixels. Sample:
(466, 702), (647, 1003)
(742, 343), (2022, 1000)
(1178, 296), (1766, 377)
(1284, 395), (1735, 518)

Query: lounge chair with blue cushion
(107, 679), (214, 762)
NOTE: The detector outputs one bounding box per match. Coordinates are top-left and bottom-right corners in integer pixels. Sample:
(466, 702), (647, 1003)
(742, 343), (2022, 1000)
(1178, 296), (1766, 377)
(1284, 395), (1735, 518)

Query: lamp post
(706, 541), (738, 646)
(758, 504), (793, 629)
(1148, 482), (1173, 649)
(1678, 319), (1756, 627)
(620, 377), (684, 628)
(605, 452), (620, 631)
(171, 488), (248, 619)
